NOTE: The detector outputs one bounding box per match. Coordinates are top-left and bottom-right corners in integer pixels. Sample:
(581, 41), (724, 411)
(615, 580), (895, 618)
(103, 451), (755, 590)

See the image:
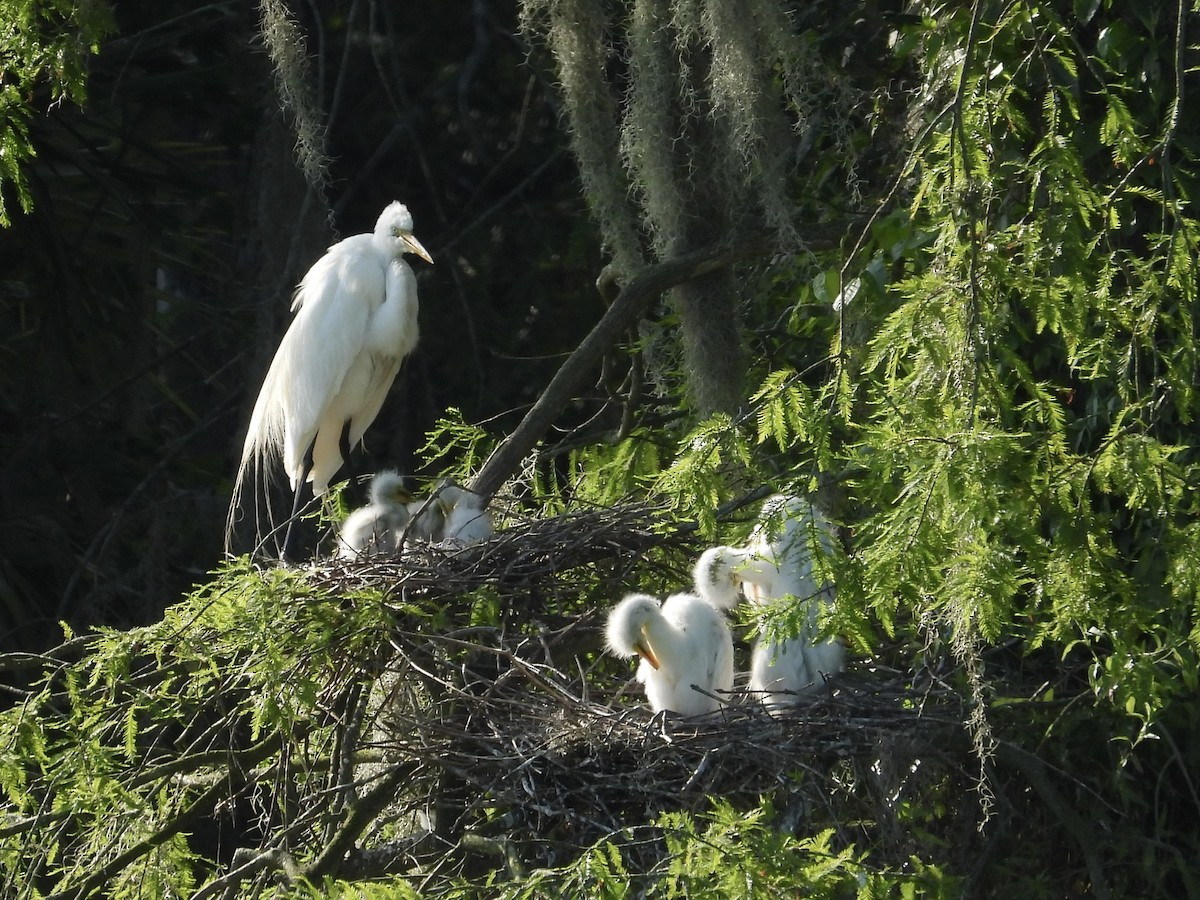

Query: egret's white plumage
(437, 483), (493, 545)
(228, 202), (432, 546)
(694, 543), (816, 703)
(744, 495), (836, 604)
(693, 545), (753, 609)
(742, 494), (844, 705)
(605, 592), (734, 716)
(749, 634), (817, 704)
(337, 470), (414, 558)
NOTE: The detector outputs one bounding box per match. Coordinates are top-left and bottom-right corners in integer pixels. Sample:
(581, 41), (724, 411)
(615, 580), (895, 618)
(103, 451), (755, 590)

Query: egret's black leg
(338, 420), (353, 470)
(281, 440), (316, 562)
(280, 477), (307, 562)
(282, 425), (352, 562)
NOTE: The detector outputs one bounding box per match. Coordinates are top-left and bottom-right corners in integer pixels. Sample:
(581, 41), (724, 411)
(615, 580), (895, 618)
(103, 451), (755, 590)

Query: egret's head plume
(368, 470), (412, 507)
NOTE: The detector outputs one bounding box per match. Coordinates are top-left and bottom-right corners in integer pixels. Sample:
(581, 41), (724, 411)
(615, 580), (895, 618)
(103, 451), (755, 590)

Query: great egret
(436, 482), (493, 545)
(605, 591), (734, 716)
(228, 201), (433, 551)
(337, 470), (414, 558)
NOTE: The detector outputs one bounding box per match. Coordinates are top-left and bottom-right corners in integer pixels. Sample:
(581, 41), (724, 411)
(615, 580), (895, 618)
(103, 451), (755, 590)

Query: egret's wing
(228, 238), (380, 547)
(344, 258), (421, 448)
(700, 610), (734, 701)
(278, 244), (385, 482)
(305, 258), (420, 493)
(657, 594), (730, 713)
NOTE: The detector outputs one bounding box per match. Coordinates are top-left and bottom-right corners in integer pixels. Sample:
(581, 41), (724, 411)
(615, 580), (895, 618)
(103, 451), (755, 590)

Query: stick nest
(302, 502), (980, 877)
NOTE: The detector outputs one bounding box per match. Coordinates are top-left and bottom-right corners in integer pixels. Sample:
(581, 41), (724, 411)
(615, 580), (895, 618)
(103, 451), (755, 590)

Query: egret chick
(744, 494), (836, 606)
(228, 201), (433, 550)
(337, 471), (413, 558)
(605, 592), (734, 716)
(437, 483), (493, 545)
(694, 544), (814, 705)
(744, 494), (844, 704)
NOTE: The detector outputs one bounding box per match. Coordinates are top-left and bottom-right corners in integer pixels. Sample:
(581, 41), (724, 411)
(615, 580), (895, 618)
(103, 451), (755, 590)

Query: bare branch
(469, 227), (844, 499)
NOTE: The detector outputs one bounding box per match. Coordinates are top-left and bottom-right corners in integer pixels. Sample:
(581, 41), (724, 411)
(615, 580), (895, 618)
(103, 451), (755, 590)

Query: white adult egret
(228, 201), (433, 551)
(436, 483), (493, 545)
(605, 591), (734, 716)
(337, 470), (414, 558)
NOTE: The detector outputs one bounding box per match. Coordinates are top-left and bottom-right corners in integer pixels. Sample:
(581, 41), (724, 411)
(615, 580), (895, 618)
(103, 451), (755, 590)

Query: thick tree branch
(339, 829), (448, 880)
(469, 227), (844, 499)
(302, 762), (418, 881)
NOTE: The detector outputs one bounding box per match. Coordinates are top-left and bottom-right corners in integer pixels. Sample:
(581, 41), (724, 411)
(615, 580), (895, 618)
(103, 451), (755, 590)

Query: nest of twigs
(299, 502), (982, 879)
(311, 501), (680, 600)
